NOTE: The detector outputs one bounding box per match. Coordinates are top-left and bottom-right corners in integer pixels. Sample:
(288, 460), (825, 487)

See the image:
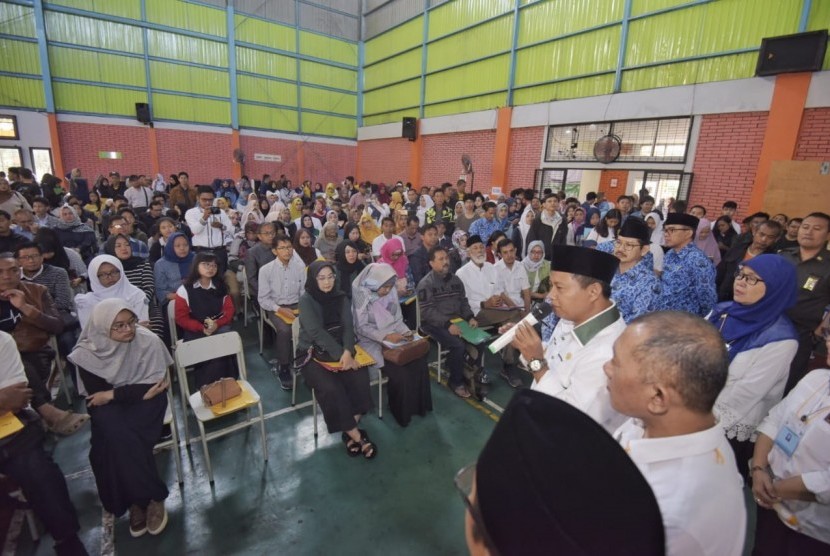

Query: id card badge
(802, 275), (820, 291)
(774, 425), (801, 458)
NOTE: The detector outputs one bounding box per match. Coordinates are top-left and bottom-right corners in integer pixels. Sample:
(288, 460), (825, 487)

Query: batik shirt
(468, 217), (502, 244)
(611, 257), (661, 323)
(657, 243), (717, 316)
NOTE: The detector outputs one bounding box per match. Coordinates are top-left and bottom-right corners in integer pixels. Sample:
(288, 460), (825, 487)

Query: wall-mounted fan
(461, 154), (474, 194)
(593, 134), (622, 164)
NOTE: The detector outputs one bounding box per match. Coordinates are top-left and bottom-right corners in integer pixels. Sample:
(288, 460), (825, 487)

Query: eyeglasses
(199, 262), (218, 269)
(734, 269), (764, 286)
(316, 273), (336, 282)
(111, 318), (138, 332)
(17, 254), (41, 261)
(613, 239), (642, 252)
(454, 463), (501, 556)
(97, 270), (121, 280)
(663, 226), (691, 234)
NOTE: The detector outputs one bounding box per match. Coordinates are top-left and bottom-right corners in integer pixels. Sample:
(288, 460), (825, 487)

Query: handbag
(200, 377), (242, 408)
(382, 337), (429, 366)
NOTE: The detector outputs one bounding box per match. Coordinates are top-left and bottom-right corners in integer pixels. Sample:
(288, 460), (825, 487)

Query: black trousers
(301, 360), (373, 434)
(20, 348), (54, 408)
(420, 323), (466, 388)
(784, 330), (818, 394)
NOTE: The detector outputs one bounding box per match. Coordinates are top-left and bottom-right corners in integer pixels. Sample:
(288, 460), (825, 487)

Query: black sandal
(341, 432), (361, 457)
(358, 429), (377, 460)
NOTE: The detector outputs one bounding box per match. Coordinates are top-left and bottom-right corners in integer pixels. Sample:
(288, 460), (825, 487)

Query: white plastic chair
(166, 300), (179, 350)
(153, 366), (183, 486)
(240, 266), (250, 327)
(173, 332), (268, 483)
(415, 297), (448, 384)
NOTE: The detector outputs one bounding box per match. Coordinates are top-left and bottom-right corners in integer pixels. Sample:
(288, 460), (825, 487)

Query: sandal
(358, 429), (377, 460)
(341, 432), (361, 457)
(48, 410), (90, 436)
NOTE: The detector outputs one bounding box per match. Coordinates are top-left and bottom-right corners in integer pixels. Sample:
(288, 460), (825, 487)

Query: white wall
(0, 109), (53, 175)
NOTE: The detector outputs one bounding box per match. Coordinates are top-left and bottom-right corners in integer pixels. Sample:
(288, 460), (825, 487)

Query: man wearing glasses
(258, 234), (306, 389)
(185, 186), (233, 274)
(656, 212), (717, 316)
(716, 219), (781, 301)
(244, 222), (278, 298)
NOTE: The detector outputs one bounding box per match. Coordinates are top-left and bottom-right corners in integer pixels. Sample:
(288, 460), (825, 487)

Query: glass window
(633, 171), (694, 204)
(0, 115), (18, 140)
(534, 168), (583, 198)
(30, 148), (54, 179)
(0, 147), (22, 175)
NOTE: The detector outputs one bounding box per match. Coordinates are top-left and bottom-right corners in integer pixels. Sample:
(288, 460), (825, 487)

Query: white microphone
(488, 303), (553, 354)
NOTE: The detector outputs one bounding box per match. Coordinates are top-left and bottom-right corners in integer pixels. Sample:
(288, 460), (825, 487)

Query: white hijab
(75, 255), (149, 329)
(519, 205), (535, 257)
(646, 211), (665, 272)
(416, 195), (434, 227)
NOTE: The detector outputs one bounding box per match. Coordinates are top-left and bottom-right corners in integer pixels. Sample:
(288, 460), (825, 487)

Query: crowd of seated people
(0, 165), (828, 554)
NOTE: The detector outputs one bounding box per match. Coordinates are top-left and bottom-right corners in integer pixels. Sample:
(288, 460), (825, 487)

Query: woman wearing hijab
(240, 193), (264, 225)
(570, 207), (586, 245)
(707, 254), (799, 477)
(449, 229), (468, 274)
(388, 191), (403, 212)
(376, 183), (391, 205)
(289, 197), (304, 221)
(153, 232), (193, 304)
(325, 183), (338, 205)
(343, 222), (372, 263)
(358, 213), (381, 245)
(695, 218), (722, 266)
(645, 211), (665, 274)
(523, 240), (551, 305)
(264, 200), (287, 224)
(293, 228), (320, 267)
(105, 234), (164, 338)
(379, 236), (412, 296)
(586, 209), (621, 245)
(68, 299), (172, 538)
(335, 240), (365, 299)
(299, 214), (318, 238)
(53, 204), (97, 263)
(315, 222), (341, 262)
(311, 198), (327, 222)
(352, 263), (431, 427)
(713, 215), (737, 256)
(298, 261), (377, 459)
(416, 194), (433, 227)
(512, 206), (535, 258)
(76, 255), (149, 329)
(576, 207), (600, 243)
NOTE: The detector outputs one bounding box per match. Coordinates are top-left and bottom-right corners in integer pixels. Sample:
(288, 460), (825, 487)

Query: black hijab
(343, 222), (371, 254)
(293, 229), (318, 266)
(104, 233), (144, 271)
(335, 240), (365, 298)
(306, 261), (344, 328)
(34, 228), (72, 273)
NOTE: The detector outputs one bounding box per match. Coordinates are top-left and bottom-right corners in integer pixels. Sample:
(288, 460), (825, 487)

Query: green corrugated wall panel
(54, 82), (147, 115)
(299, 31), (357, 67)
(236, 47), (297, 79)
(807, 0), (830, 70)
(147, 30), (227, 67)
(45, 11), (143, 54)
(145, 0), (226, 37)
(0, 39), (40, 75)
(364, 16), (422, 65)
(424, 92), (507, 118)
(363, 108), (418, 127)
(0, 3), (36, 37)
(631, 0), (691, 16)
(363, 78), (419, 115)
(49, 45), (145, 87)
(424, 54), (509, 104)
(237, 74), (297, 107)
(428, 0), (513, 40)
(299, 86), (356, 117)
(626, 0), (800, 66)
(234, 15), (295, 52)
(427, 15), (512, 72)
(301, 112), (356, 139)
(152, 92), (230, 124)
(514, 27), (620, 86)
(149, 60), (228, 97)
(622, 52), (758, 91)
(512, 74), (614, 105)
(518, 0), (623, 46)
(239, 104), (298, 132)
(47, 0), (141, 20)
(0, 76), (45, 108)
(363, 49), (421, 90)
(300, 60), (357, 92)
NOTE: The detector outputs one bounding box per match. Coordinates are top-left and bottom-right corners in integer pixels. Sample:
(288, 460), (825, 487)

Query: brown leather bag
(200, 377), (242, 407)
(382, 337), (429, 366)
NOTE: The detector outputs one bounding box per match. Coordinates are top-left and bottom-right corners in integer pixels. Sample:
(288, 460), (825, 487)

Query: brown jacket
(11, 282), (63, 353)
(169, 185), (197, 211)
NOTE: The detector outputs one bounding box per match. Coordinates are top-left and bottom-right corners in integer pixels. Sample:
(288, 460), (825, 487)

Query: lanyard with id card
(774, 423), (802, 458)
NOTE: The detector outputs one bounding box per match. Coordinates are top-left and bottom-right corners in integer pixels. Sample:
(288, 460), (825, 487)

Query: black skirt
(382, 356), (432, 427)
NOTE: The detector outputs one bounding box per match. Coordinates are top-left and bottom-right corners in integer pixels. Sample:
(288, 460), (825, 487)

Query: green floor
(18, 322), (524, 556)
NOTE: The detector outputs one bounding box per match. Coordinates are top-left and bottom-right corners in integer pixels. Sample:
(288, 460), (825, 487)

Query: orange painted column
(748, 72), (812, 212)
(47, 113), (65, 181)
(409, 120), (422, 187)
(147, 126), (159, 178)
(492, 106), (513, 189)
(231, 129), (242, 181)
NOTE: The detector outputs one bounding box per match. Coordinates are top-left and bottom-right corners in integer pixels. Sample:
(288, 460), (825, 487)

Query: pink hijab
(695, 218), (721, 266)
(379, 237), (408, 278)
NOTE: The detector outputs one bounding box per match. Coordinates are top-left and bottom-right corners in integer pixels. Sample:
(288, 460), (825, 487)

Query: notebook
(275, 308), (300, 325)
(0, 412), (24, 439)
(315, 344), (376, 371)
(450, 318), (494, 345)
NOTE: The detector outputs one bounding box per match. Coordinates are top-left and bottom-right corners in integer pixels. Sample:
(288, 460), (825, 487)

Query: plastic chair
(415, 297), (449, 384)
(47, 336), (72, 404)
(173, 332), (268, 483)
(166, 300), (179, 351)
(258, 307), (279, 356)
(240, 266), (250, 327)
(153, 366), (183, 486)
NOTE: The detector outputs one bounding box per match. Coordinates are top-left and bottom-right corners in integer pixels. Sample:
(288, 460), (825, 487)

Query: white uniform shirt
(257, 253), (307, 312)
(531, 303), (626, 433)
(456, 260), (500, 317)
(124, 185), (153, 209)
(371, 233), (403, 257)
(615, 420), (747, 556)
(755, 369), (830, 544)
(185, 207), (233, 249)
(493, 259), (530, 308)
(0, 331), (26, 389)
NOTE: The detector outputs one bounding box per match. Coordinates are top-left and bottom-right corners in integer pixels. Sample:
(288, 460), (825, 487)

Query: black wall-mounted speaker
(402, 117), (417, 141)
(755, 30), (828, 76)
(135, 102), (152, 124)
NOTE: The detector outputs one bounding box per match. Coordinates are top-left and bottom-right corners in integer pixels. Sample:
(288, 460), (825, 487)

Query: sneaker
(499, 369), (523, 389)
(146, 500), (168, 536)
(129, 505), (147, 538)
(278, 368), (293, 391)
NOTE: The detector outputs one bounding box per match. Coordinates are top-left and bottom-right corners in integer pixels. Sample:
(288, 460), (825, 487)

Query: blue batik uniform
(468, 217), (502, 244)
(611, 257), (661, 323)
(657, 243), (717, 316)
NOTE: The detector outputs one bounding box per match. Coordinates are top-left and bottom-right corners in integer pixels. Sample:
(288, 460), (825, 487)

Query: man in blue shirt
(607, 219), (661, 322)
(468, 201), (501, 244)
(657, 213), (717, 316)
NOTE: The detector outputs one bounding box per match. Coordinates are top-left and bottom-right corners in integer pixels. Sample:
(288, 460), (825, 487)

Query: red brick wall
(58, 122), (153, 180)
(357, 138), (411, 184)
(689, 111), (768, 218)
(794, 107), (830, 161)
(507, 126), (544, 193)
(598, 170), (629, 199)
(155, 128), (232, 185)
(304, 142), (355, 186)
(421, 129), (496, 193)
(239, 135), (301, 184)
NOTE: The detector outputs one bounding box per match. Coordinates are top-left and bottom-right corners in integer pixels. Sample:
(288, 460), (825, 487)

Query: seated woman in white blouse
(706, 254), (798, 478)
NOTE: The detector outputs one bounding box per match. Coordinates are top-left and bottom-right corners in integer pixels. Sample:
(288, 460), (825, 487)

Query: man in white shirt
(371, 216), (401, 257)
(492, 239), (531, 388)
(510, 244), (625, 432)
(185, 186), (232, 274)
(605, 311), (746, 556)
(123, 175), (153, 212)
(258, 234), (306, 390)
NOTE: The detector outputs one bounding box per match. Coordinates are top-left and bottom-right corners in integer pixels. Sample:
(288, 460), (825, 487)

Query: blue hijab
(708, 254), (797, 361)
(162, 232), (194, 280)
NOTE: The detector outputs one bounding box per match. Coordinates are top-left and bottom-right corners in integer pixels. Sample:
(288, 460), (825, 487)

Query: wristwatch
(528, 358), (548, 373)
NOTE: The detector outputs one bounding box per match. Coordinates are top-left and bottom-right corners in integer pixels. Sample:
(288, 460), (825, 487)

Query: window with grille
(633, 171), (694, 204)
(545, 117), (692, 163)
(533, 168), (583, 198)
(0, 115), (18, 140)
